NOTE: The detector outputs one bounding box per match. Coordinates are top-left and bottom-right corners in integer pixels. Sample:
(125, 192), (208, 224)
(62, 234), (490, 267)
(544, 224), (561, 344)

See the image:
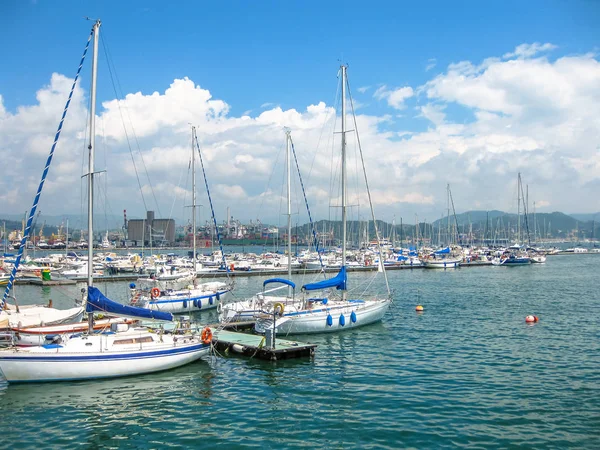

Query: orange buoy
(416, 305), (424, 312)
(525, 315), (539, 323)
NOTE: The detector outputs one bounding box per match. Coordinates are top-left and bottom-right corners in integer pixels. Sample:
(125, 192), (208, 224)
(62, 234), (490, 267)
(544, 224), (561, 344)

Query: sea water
(0, 254), (598, 449)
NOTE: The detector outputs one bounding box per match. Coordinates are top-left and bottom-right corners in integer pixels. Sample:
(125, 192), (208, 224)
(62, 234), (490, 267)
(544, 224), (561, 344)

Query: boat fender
(201, 326), (213, 344)
(197, 300), (202, 309)
(216, 292), (221, 301)
(350, 311), (357, 323)
(151, 287), (161, 298)
(193, 299), (198, 308)
(322, 298), (328, 305)
(129, 282), (136, 289)
(217, 303), (223, 314)
(183, 300), (188, 309)
(232, 343), (244, 353)
(339, 314), (346, 326)
(326, 314), (333, 327)
(209, 296), (213, 305)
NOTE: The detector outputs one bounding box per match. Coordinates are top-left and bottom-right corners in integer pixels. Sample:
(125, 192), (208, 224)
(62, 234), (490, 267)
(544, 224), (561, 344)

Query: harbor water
(0, 254), (599, 448)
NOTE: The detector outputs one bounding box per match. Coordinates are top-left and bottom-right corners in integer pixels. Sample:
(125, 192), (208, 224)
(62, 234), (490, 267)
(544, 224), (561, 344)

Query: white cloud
(1, 43), (600, 227)
(425, 58), (437, 71)
(357, 86), (370, 93)
(374, 85), (414, 109)
(503, 42), (557, 59)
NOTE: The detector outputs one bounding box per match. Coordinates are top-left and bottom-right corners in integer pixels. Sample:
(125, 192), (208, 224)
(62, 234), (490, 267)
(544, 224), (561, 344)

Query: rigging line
(99, 33), (150, 214)
(166, 152), (189, 240)
(290, 140), (326, 275)
(193, 130), (231, 280)
(255, 135), (285, 221)
(305, 74), (340, 188)
(2, 27), (94, 307)
(346, 75), (391, 298)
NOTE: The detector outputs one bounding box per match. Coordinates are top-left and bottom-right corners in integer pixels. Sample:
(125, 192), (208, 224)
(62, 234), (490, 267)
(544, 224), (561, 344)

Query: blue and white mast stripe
(193, 130), (230, 274)
(1, 28), (95, 308)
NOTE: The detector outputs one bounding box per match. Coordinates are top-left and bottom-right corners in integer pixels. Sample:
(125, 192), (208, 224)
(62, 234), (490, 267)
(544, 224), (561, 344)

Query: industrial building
(127, 211), (175, 246)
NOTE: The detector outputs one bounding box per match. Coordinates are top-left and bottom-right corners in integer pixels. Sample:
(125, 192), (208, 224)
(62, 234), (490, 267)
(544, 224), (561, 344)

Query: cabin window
(114, 336), (154, 345)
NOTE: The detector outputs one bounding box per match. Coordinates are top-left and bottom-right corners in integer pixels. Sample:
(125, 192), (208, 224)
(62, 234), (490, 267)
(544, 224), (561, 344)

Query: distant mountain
(568, 213), (600, 222)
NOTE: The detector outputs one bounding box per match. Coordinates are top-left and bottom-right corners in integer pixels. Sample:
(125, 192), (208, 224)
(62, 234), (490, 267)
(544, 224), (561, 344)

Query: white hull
(422, 258), (462, 269)
(254, 298), (391, 335)
(133, 282), (231, 314)
(0, 327), (210, 383)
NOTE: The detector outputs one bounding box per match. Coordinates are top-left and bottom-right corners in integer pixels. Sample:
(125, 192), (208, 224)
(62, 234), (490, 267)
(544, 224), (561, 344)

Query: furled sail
(302, 266), (347, 291)
(87, 286), (173, 322)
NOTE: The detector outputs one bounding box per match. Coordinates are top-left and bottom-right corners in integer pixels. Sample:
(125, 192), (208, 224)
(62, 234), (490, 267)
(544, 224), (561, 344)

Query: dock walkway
(212, 329), (316, 361)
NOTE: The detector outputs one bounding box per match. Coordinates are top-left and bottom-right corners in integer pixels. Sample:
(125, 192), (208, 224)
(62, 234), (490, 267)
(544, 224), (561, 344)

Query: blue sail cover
(87, 286), (173, 322)
(263, 278), (296, 289)
(302, 266), (347, 291)
(434, 246), (451, 254)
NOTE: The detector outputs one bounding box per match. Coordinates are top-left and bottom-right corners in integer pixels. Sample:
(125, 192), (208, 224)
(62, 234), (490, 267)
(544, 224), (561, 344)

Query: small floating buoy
(416, 305), (424, 312)
(525, 315), (539, 323)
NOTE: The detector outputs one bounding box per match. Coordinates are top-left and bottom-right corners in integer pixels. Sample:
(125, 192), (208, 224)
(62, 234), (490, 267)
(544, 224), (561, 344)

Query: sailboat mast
(192, 126), (197, 270)
(86, 19), (100, 333)
(87, 19), (100, 289)
(286, 129), (292, 285)
(517, 173), (521, 245)
(341, 65), (347, 277)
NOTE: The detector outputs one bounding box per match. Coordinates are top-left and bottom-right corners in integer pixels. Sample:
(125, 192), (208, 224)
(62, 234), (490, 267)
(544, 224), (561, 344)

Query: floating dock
(212, 329), (317, 361)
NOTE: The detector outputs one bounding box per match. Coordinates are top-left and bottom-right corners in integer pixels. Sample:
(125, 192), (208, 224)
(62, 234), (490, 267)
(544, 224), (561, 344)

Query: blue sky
(0, 0), (599, 226)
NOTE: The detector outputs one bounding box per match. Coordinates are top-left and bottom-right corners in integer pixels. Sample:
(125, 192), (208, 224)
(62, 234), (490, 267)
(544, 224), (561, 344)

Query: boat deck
(212, 329), (317, 361)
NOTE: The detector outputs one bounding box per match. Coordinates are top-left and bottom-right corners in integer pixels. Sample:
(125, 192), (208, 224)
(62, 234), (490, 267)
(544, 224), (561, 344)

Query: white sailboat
(0, 20), (211, 383)
(129, 126), (232, 314)
(252, 66), (392, 335)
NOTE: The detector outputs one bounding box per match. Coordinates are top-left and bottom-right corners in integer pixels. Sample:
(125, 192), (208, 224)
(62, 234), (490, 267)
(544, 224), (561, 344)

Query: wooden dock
(212, 329), (317, 361)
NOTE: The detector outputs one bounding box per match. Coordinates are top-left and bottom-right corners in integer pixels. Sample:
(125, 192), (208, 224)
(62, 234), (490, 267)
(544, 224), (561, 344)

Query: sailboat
(0, 20), (211, 383)
(492, 173), (531, 266)
(423, 185), (462, 268)
(129, 126), (232, 314)
(219, 129), (297, 322)
(252, 66), (392, 335)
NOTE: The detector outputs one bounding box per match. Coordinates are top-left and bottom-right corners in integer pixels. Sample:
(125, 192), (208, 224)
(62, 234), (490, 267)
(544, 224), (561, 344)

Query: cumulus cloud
(373, 85), (414, 109)
(1, 42), (599, 228)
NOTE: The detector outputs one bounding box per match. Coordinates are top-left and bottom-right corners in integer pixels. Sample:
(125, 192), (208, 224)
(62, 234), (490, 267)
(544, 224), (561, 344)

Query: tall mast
(447, 184), (451, 246)
(86, 19), (100, 333)
(341, 65), (347, 277)
(285, 129), (292, 289)
(87, 19), (100, 289)
(517, 173), (521, 245)
(192, 126), (197, 270)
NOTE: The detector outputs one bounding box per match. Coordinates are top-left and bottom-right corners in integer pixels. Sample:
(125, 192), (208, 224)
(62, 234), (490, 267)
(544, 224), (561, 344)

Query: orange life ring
(201, 326), (213, 344)
(230, 263), (235, 271)
(151, 287), (161, 297)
